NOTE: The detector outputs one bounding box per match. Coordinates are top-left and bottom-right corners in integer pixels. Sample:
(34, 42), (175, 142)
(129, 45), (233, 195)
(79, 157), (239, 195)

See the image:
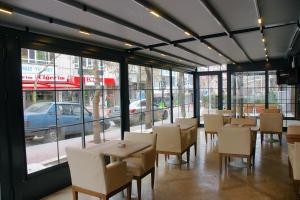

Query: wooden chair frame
(260, 131), (282, 145)
(132, 167), (155, 200)
(72, 181), (131, 200)
(156, 148), (190, 169)
(288, 158), (300, 199)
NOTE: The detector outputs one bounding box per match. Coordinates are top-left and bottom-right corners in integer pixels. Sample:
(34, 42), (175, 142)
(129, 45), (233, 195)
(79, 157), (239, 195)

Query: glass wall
(22, 48), (120, 174)
(232, 71), (265, 117)
(172, 71), (194, 119)
(128, 65), (171, 132)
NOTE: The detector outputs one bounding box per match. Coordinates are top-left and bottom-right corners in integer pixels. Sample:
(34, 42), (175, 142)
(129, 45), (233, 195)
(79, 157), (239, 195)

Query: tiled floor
(43, 128), (298, 200)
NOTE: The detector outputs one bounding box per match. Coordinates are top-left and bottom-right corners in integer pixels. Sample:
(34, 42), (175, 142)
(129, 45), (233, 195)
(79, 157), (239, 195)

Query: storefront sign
(22, 74), (68, 83)
(22, 64), (54, 74)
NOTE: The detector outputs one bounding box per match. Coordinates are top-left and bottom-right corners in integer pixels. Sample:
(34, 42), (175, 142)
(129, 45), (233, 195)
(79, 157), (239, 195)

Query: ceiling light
(218, 53), (222, 57)
(233, 62), (236, 64)
(0, 7), (13, 15)
(124, 43), (133, 47)
(150, 10), (160, 17)
(207, 46), (212, 50)
(258, 18), (262, 24)
(262, 38), (265, 43)
(265, 54), (268, 57)
(266, 58), (269, 62)
(264, 48), (267, 51)
(184, 31), (191, 36)
(178, 59), (182, 62)
(160, 53), (166, 57)
(79, 30), (90, 35)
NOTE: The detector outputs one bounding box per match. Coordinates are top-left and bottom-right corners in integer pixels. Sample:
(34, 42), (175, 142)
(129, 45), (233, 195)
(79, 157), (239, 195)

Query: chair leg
(178, 154), (182, 169)
(151, 168), (155, 190)
(126, 183), (132, 200)
(187, 148), (190, 163)
(194, 143), (197, 156)
(247, 156), (251, 176)
(165, 154), (167, 161)
(205, 132), (207, 143)
(288, 159), (292, 178)
(278, 133), (282, 146)
(72, 188), (78, 200)
(137, 178), (141, 200)
(156, 153), (158, 167)
(219, 154), (223, 174)
(261, 133), (264, 144)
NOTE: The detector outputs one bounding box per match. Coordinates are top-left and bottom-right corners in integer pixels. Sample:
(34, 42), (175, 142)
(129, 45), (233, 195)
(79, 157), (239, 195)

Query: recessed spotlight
(207, 46), (212, 50)
(0, 7), (13, 15)
(150, 10), (160, 17)
(266, 58), (269, 62)
(124, 43), (133, 47)
(178, 59), (182, 62)
(264, 48), (267, 51)
(233, 62), (236, 64)
(218, 53), (222, 57)
(258, 18), (262, 24)
(160, 53), (166, 57)
(262, 38), (266, 43)
(265, 54), (268, 57)
(79, 30), (90, 36)
(184, 31), (191, 36)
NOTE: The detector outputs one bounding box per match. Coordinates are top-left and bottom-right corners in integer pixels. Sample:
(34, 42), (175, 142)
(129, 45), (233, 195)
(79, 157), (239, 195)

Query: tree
(92, 59), (101, 144)
(145, 68), (152, 129)
(178, 72), (186, 117)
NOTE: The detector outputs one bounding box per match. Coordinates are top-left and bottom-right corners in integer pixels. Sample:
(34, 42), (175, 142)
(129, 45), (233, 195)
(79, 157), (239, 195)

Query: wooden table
(88, 140), (151, 159)
(287, 125), (300, 143)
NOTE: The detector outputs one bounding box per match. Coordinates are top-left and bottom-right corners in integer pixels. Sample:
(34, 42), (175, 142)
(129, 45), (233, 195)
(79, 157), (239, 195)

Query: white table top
(87, 140), (151, 159)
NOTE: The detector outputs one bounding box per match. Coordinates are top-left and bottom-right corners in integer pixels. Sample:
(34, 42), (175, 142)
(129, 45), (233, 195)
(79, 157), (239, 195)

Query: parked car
(24, 102), (111, 141)
(107, 99), (169, 126)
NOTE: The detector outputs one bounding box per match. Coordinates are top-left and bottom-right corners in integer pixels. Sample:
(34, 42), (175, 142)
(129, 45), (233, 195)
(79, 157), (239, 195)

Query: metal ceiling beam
(287, 20), (300, 56)
(199, 0), (253, 63)
(132, 0), (236, 64)
(57, 0), (219, 65)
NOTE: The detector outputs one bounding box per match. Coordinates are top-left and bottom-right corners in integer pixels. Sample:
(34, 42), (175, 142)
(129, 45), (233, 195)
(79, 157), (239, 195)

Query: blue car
(24, 102), (111, 141)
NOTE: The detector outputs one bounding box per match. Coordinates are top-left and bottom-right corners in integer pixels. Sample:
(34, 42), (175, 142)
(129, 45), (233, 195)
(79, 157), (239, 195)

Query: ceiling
(0, 0), (299, 68)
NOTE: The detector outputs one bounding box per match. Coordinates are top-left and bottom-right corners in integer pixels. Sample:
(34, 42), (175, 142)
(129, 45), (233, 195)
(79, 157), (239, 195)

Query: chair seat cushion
(124, 157), (144, 176)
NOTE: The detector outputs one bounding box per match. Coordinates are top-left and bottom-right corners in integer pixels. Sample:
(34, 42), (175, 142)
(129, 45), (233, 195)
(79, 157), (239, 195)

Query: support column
(120, 57), (129, 139)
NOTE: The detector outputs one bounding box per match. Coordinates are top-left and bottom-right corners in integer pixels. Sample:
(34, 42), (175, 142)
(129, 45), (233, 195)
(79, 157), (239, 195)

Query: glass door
(199, 73), (222, 124)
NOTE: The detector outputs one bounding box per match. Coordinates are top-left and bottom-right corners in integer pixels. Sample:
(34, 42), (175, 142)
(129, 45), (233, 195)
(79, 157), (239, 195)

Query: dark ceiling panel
(207, 37), (248, 62)
(235, 31), (265, 61)
(77, 0), (187, 41)
(265, 25), (298, 58)
(259, 0), (300, 24)
(1, 0), (163, 46)
(208, 0), (258, 30)
(150, 0), (224, 35)
(155, 46), (215, 66)
(181, 40), (228, 64)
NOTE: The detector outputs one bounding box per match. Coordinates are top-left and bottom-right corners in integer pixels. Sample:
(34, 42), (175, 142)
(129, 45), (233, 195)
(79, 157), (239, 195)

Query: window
(172, 71), (194, 119)
(22, 48), (120, 174)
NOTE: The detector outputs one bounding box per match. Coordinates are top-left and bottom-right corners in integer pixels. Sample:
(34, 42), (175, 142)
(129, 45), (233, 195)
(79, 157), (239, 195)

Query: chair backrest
(153, 125), (182, 153)
(175, 117), (197, 127)
(263, 108), (280, 113)
(287, 125), (300, 135)
(66, 147), (107, 193)
(218, 127), (251, 155)
(204, 114), (224, 133)
(260, 113), (283, 133)
(231, 117), (257, 126)
(124, 132), (157, 149)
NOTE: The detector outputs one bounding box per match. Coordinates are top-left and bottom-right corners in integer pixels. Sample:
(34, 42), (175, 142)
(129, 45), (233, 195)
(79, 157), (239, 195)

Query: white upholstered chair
(175, 117), (198, 156)
(66, 147), (132, 200)
(218, 126), (254, 175)
(259, 113), (283, 145)
(230, 117), (257, 127)
(204, 114), (224, 143)
(153, 125), (189, 169)
(123, 132), (157, 200)
(262, 108), (280, 113)
(217, 109), (234, 124)
(288, 142), (300, 197)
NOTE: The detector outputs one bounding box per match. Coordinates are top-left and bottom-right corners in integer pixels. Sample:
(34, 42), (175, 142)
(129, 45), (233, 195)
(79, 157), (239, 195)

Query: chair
(288, 142), (300, 198)
(123, 132), (157, 200)
(259, 113), (283, 145)
(175, 117), (198, 156)
(154, 125), (189, 169)
(262, 108), (280, 113)
(218, 126), (254, 175)
(66, 147), (132, 200)
(204, 114), (224, 143)
(287, 125), (300, 144)
(217, 109), (234, 124)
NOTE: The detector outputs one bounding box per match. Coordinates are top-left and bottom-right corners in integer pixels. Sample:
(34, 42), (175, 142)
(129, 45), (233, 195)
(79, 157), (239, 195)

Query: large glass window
(172, 71), (194, 119)
(22, 48), (120, 174)
(128, 65), (171, 132)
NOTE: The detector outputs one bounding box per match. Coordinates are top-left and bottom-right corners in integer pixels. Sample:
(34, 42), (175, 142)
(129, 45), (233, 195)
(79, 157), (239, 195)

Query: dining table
(87, 140), (152, 161)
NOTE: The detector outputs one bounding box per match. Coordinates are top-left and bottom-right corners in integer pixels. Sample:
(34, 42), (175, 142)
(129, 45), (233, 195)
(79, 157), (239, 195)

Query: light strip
(258, 18), (262, 24)
(79, 30), (90, 35)
(150, 10), (160, 17)
(0, 8), (13, 15)
(124, 43), (133, 47)
(184, 31), (191, 36)
(207, 46), (212, 50)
